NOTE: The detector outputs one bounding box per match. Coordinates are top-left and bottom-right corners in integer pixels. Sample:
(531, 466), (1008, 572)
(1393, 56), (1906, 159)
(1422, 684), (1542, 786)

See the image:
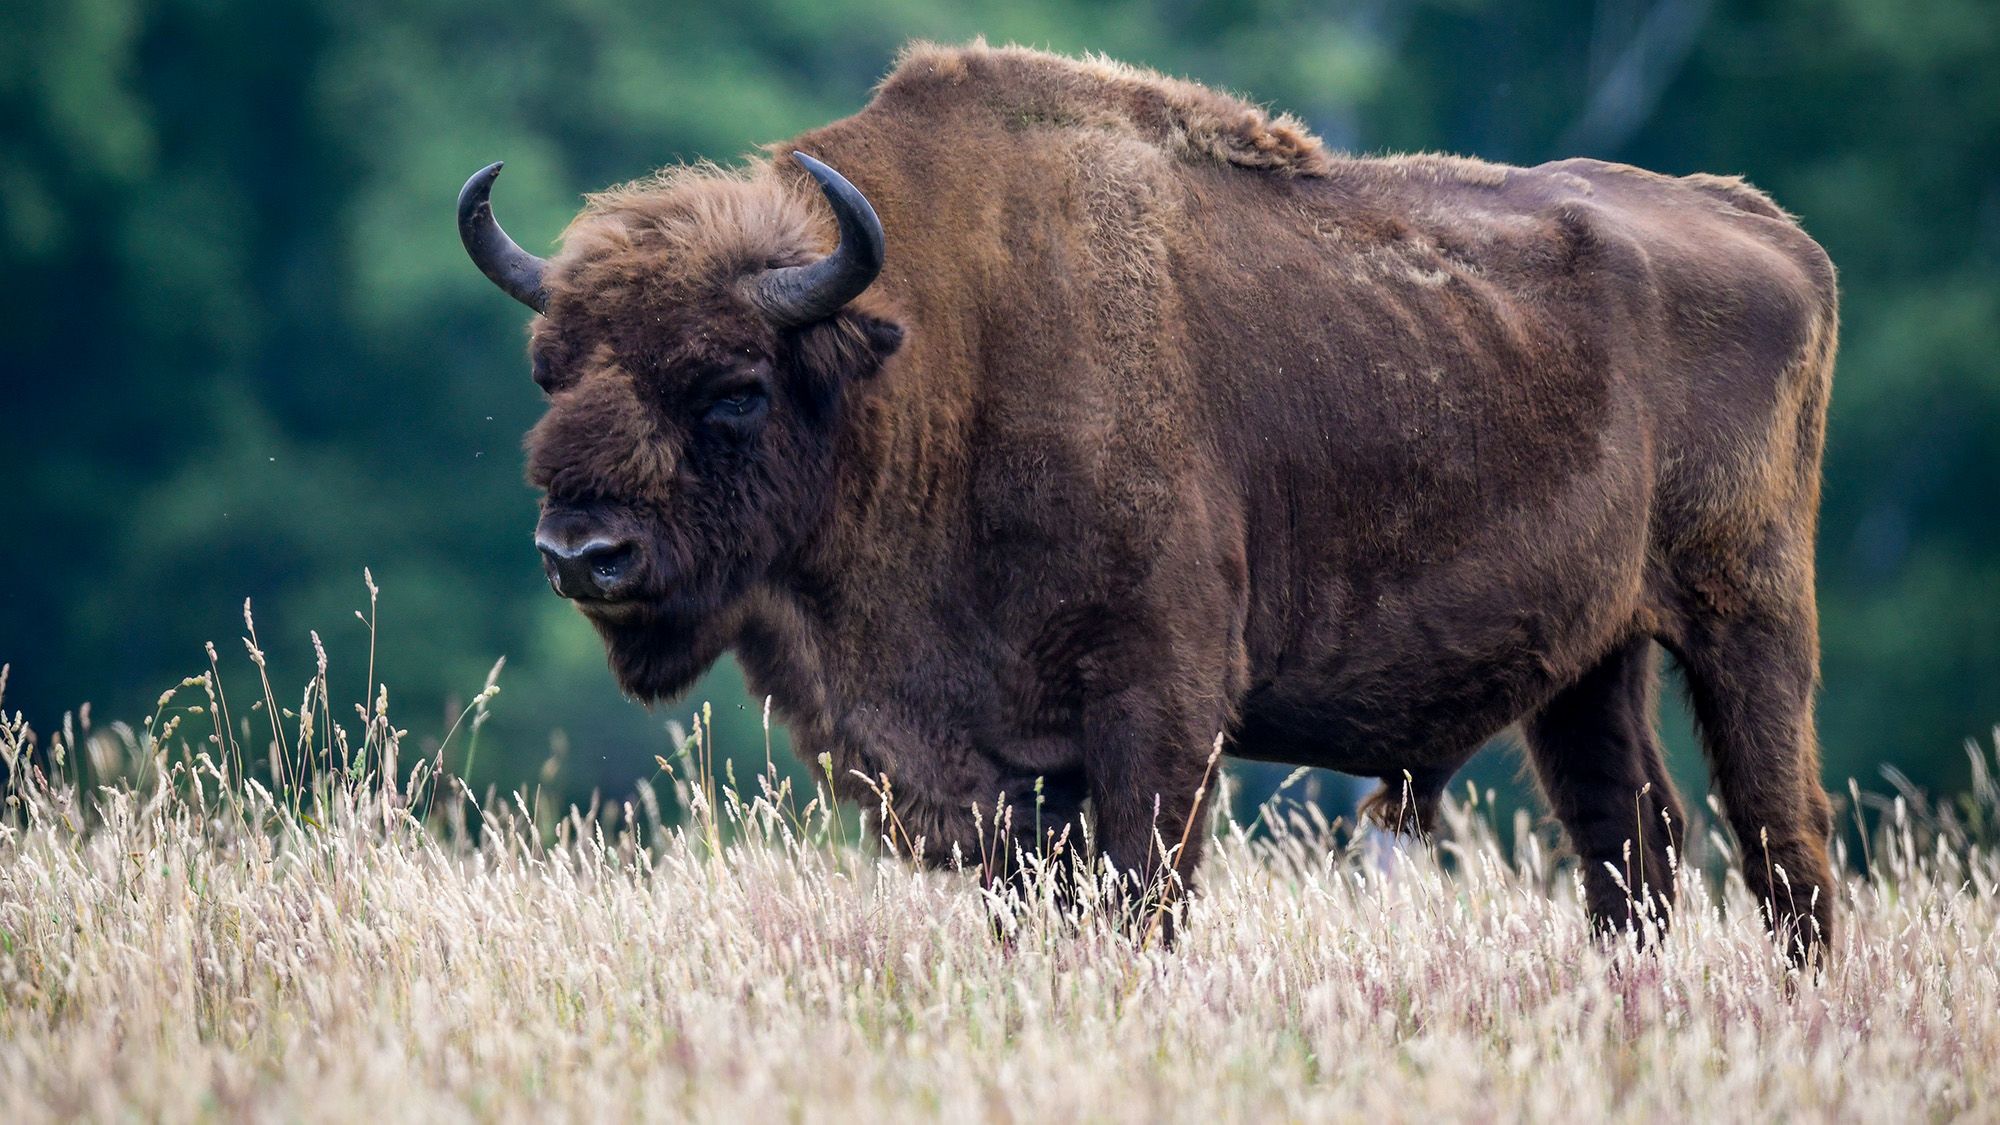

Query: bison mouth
(570, 580), (734, 628)
(570, 594), (649, 625)
(536, 518), (762, 699)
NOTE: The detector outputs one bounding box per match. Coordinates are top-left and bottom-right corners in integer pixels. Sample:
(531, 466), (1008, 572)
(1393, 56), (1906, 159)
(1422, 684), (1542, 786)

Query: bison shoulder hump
(875, 41), (1334, 177)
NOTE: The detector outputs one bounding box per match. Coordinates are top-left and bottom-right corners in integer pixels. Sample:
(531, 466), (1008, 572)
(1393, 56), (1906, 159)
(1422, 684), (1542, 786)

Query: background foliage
(3, 0), (1995, 810)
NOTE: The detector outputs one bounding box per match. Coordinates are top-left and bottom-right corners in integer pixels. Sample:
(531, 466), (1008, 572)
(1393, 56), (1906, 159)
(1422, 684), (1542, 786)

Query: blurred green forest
(2, 0), (1996, 812)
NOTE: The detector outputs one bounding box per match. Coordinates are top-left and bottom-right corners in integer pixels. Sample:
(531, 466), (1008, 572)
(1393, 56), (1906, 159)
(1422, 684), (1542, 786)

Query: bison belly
(1231, 409), (1655, 780)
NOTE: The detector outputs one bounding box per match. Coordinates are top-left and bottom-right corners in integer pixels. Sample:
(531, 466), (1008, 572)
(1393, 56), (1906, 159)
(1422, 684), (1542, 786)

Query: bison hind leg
(1357, 768), (1452, 837)
(1524, 636), (1687, 942)
(1667, 595), (1838, 966)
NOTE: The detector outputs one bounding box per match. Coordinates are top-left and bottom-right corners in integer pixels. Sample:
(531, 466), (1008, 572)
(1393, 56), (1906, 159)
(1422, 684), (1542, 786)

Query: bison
(457, 43), (1839, 960)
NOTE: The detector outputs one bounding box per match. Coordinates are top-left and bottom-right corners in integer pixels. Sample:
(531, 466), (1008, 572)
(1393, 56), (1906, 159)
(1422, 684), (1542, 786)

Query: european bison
(458, 43), (1838, 960)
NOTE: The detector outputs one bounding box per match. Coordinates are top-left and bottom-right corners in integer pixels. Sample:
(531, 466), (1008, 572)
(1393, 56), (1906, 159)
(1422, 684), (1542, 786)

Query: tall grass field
(2, 596), (1996, 1121)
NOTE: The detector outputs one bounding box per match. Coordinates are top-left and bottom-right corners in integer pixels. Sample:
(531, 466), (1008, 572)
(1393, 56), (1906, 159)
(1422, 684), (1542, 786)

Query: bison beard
(463, 43), (1842, 965)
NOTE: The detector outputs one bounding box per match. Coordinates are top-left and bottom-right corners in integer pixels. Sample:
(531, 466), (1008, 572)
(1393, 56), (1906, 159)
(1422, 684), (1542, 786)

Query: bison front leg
(1081, 686), (1225, 943)
(977, 769), (1092, 913)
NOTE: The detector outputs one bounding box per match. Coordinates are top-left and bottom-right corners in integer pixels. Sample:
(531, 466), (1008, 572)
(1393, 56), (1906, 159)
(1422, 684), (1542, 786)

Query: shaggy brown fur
(508, 42), (1839, 962)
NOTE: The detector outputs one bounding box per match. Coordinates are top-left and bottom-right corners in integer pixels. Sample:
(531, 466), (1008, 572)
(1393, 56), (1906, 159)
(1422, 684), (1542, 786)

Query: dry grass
(1, 599), (1996, 1122)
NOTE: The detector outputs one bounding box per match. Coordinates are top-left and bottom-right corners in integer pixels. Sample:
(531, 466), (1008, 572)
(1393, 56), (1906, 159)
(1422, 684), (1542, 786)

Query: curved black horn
(753, 152), (885, 326)
(458, 162), (549, 312)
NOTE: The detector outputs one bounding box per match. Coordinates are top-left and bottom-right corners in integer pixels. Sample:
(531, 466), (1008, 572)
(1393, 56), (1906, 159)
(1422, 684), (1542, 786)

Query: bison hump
(878, 40), (1334, 178)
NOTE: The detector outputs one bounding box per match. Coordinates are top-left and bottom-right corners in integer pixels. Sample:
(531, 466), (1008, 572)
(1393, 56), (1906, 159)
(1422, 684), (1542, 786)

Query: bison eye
(703, 386), (768, 425)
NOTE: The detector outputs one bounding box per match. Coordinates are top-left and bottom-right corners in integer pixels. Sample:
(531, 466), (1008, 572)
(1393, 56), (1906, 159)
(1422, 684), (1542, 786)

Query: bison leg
(1670, 601), (1838, 965)
(1082, 687), (1223, 942)
(1523, 636), (1687, 941)
(1356, 767), (1452, 837)
(983, 770), (1092, 911)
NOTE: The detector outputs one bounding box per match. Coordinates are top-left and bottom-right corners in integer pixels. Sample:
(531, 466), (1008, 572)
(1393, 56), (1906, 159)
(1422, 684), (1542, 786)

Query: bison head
(457, 154), (903, 701)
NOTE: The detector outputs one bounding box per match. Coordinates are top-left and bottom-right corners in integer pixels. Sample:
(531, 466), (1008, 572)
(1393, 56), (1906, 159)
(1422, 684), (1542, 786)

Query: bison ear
(791, 309), (904, 387)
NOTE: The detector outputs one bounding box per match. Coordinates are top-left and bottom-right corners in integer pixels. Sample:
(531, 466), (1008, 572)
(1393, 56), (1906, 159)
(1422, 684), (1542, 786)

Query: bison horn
(458, 162), (549, 313)
(753, 152), (885, 327)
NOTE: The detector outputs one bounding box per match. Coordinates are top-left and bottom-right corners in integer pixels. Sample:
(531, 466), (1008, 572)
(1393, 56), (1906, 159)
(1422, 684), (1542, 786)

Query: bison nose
(536, 535), (638, 601)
